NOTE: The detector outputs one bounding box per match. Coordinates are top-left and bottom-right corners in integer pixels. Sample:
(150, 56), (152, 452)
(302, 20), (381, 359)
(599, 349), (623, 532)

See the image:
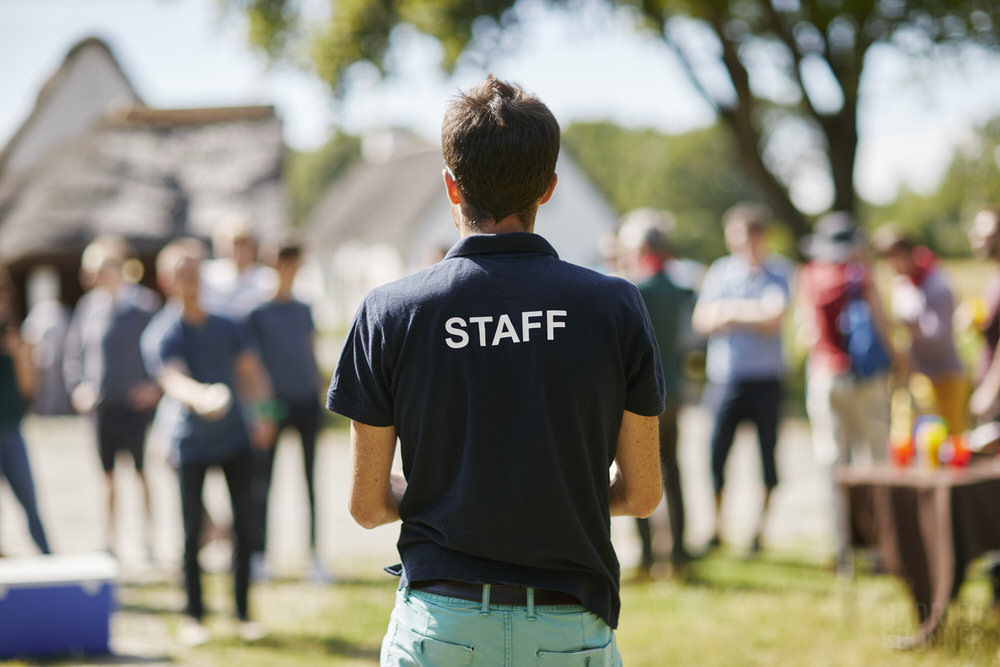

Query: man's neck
(180, 298), (206, 324)
(458, 216), (533, 238)
(273, 285), (294, 302)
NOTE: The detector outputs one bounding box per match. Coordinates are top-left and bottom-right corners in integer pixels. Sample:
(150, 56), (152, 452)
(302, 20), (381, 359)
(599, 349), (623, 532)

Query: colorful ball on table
(950, 435), (971, 467)
(890, 434), (914, 467)
(915, 417), (947, 468)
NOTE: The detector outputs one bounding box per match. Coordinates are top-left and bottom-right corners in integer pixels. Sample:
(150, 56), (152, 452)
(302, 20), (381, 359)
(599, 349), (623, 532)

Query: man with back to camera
(327, 76), (664, 665)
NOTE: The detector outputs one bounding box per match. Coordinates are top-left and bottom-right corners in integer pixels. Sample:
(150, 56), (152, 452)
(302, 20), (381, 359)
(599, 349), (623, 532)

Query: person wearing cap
(692, 203), (791, 554)
(618, 209), (692, 578)
(872, 225), (966, 432)
(797, 211), (898, 571)
(328, 76), (664, 665)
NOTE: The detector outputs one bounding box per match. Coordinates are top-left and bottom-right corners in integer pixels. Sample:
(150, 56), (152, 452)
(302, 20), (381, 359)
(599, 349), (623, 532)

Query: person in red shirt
(796, 212), (899, 572)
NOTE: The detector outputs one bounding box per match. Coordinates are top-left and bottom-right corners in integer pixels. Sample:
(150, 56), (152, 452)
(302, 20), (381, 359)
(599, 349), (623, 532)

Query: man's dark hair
(276, 242), (302, 263)
(261, 233), (303, 265)
(441, 75), (560, 229)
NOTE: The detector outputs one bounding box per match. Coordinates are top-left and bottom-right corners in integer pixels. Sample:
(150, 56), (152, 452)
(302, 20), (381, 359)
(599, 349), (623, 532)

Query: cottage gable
(0, 37), (142, 178)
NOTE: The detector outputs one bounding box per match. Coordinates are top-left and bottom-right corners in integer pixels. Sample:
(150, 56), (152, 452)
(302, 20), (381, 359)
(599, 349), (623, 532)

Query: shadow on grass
(631, 550), (838, 597)
(265, 576), (395, 589)
(25, 652), (173, 665)
(214, 632), (380, 661)
(116, 601), (181, 617)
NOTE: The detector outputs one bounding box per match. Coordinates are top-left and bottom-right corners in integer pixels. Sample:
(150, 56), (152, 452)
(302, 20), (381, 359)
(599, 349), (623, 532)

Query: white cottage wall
(3, 43), (138, 176)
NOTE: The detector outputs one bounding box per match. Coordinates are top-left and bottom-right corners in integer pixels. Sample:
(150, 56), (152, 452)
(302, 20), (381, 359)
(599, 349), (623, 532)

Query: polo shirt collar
(445, 232), (559, 260)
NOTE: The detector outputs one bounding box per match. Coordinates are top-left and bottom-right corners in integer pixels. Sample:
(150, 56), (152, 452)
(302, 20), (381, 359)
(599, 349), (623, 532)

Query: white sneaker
(177, 617), (211, 647)
(239, 621), (267, 643)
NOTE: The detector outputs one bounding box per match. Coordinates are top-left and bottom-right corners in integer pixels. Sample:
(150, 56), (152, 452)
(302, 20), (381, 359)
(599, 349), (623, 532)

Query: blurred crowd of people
(0, 218), (325, 644)
(604, 203), (1000, 581)
(2, 203), (1000, 637)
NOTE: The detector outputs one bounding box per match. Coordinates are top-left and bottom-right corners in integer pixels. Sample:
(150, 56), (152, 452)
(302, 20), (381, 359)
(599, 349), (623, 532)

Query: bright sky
(2, 0), (999, 210)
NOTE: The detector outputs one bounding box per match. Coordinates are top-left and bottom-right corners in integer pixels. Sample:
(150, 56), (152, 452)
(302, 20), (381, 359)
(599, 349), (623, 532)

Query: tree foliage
(563, 121), (762, 262)
(284, 131), (361, 225)
(234, 0), (999, 240)
(868, 115), (1000, 256)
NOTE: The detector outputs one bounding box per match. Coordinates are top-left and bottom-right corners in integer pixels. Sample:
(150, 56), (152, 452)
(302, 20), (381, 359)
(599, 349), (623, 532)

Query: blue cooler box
(0, 553), (118, 659)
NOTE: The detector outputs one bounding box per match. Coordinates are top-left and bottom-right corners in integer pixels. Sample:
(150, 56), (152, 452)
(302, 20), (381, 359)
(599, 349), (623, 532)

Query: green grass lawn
(10, 551), (997, 666)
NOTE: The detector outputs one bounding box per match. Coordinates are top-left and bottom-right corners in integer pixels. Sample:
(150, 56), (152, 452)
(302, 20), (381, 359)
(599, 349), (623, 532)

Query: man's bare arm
(234, 351), (278, 448)
(349, 421), (406, 529)
(157, 361), (231, 420)
(609, 410), (662, 518)
(693, 296), (786, 336)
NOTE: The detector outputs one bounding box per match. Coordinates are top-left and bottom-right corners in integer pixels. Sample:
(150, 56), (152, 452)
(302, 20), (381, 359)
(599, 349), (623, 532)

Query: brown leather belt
(411, 580), (579, 606)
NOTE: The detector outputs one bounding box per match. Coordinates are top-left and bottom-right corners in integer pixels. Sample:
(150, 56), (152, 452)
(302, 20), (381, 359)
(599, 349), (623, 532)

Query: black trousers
(250, 398), (322, 553)
(179, 449), (254, 620)
(635, 400), (686, 568)
(707, 379), (782, 493)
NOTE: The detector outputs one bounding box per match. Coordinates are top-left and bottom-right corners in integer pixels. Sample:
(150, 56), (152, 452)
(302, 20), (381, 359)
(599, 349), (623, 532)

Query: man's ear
(538, 173), (558, 205)
(442, 168), (462, 205)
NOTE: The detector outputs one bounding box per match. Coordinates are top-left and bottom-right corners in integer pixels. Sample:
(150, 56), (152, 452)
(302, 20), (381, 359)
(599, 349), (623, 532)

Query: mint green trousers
(380, 586), (623, 666)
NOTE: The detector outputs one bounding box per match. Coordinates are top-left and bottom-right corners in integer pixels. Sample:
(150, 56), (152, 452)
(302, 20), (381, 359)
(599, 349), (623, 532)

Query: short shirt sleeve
(622, 284), (667, 417)
(326, 297), (395, 427)
(157, 323), (185, 368)
(141, 324), (164, 376)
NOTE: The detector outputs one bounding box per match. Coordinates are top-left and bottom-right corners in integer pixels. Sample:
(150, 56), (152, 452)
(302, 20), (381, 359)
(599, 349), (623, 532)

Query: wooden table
(834, 462), (1000, 646)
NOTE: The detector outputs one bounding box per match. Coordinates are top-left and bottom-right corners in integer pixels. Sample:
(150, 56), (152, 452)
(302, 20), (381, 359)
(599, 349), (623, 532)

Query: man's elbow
(691, 310), (713, 337)
(349, 499), (386, 530)
(631, 485), (662, 519)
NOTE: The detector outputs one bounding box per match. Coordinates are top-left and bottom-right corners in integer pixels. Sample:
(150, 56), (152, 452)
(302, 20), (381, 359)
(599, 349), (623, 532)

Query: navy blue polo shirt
(154, 313), (251, 466)
(327, 232), (665, 629)
(247, 299), (318, 402)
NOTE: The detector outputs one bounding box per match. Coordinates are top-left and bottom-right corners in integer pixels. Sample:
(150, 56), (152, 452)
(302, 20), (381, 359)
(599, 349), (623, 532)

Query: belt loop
(402, 585), (411, 602)
(527, 587), (536, 621)
(480, 584), (491, 615)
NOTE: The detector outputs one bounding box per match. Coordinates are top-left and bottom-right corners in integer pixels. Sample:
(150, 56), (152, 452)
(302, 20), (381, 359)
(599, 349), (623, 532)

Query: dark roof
(0, 37), (143, 176)
(308, 144), (444, 249)
(112, 105), (276, 126)
(0, 107), (286, 265)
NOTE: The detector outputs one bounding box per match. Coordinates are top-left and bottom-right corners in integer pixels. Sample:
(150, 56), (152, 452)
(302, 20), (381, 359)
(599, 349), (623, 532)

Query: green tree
(284, 131), (361, 225)
(230, 0), (998, 241)
(868, 115), (1000, 256)
(563, 121), (761, 261)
